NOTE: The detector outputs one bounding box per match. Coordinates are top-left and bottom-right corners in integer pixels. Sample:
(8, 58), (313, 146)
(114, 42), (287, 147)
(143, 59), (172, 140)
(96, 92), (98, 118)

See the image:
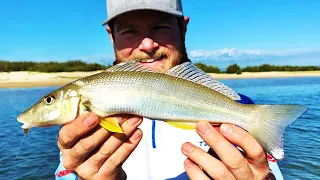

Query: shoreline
(1, 71), (320, 88)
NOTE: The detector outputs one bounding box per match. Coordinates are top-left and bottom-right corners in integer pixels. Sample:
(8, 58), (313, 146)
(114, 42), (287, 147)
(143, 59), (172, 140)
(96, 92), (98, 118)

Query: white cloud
(2, 48), (319, 67)
(188, 48), (320, 66)
(189, 48), (263, 61)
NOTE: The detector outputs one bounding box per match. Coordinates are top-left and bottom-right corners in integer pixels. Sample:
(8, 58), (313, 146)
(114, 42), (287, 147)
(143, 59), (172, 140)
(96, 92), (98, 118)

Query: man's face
(107, 10), (189, 73)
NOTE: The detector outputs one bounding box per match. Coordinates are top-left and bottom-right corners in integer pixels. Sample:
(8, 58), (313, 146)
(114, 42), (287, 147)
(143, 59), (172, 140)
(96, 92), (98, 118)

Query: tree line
(195, 63), (320, 74)
(0, 60), (109, 72)
(0, 60), (319, 73)
(225, 64), (320, 74)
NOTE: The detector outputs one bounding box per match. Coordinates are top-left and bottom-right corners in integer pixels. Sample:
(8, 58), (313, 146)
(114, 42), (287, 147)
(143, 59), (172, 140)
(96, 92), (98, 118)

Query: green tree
(226, 64), (241, 74)
(0, 60), (109, 72)
(194, 63), (221, 73)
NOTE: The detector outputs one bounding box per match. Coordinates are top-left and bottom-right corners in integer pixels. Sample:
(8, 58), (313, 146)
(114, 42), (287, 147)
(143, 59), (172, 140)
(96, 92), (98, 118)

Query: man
(55, 0), (282, 179)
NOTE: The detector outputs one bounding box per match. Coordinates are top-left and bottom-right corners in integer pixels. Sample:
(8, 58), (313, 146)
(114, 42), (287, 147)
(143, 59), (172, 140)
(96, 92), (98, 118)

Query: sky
(1, 0), (320, 68)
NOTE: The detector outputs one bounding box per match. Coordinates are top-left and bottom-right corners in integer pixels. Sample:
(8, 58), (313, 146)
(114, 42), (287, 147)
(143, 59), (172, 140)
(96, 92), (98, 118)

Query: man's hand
(57, 113), (143, 180)
(182, 121), (270, 180)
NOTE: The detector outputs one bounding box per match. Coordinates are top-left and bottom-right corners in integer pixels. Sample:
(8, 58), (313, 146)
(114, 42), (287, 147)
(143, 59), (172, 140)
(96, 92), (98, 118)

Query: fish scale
(76, 71), (256, 125)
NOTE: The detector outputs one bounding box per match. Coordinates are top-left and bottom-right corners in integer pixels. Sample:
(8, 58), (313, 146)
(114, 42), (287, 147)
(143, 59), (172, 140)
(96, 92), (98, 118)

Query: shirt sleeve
(55, 152), (78, 180)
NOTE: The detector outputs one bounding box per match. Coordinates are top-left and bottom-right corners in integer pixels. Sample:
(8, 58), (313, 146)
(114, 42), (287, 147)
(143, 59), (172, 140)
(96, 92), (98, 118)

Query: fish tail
(247, 104), (307, 159)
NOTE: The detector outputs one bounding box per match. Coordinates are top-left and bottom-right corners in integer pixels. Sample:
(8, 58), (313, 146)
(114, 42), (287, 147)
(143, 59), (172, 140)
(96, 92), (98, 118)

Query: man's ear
(106, 26), (114, 44)
(182, 16), (190, 36)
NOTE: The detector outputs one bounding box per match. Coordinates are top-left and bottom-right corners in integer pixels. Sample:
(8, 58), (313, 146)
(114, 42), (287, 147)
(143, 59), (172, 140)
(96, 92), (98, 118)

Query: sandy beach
(1, 71), (320, 88)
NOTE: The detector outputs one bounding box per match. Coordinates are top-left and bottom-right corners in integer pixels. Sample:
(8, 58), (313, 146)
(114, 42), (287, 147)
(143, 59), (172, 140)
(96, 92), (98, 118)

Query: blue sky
(1, 0), (319, 68)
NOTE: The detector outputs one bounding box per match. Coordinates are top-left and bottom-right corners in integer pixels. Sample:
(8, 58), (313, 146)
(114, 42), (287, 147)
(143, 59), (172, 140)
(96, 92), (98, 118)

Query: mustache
(132, 48), (167, 60)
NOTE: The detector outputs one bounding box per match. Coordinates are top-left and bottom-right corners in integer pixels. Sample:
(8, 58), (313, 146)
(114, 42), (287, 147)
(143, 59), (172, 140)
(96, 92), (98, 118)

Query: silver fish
(17, 60), (307, 159)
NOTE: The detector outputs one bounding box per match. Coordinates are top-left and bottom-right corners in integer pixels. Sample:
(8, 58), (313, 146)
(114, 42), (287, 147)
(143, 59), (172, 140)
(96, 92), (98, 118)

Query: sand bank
(0, 71), (101, 88)
(1, 71), (320, 88)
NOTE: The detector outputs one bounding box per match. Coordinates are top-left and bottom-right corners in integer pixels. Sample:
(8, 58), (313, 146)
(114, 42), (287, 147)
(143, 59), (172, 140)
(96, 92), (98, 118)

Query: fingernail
(196, 121), (211, 135)
(84, 114), (97, 127)
(184, 158), (194, 168)
(182, 142), (195, 153)
(220, 124), (233, 135)
(128, 117), (140, 126)
(129, 130), (142, 141)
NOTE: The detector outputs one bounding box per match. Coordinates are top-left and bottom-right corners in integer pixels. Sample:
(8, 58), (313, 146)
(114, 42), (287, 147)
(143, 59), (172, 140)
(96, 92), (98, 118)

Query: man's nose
(138, 38), (159, 53)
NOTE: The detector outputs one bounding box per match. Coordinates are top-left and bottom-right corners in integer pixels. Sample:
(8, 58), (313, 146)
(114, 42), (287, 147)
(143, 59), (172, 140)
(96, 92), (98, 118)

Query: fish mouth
(17, 115), (31, 129)
(21, 123), (31, 129)
(17, 115), (57, 129)
(17, 115), (23, 123)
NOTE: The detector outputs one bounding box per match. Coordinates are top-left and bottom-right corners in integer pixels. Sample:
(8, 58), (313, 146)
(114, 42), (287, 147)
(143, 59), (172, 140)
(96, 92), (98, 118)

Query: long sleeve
(55, 152), (78, 180)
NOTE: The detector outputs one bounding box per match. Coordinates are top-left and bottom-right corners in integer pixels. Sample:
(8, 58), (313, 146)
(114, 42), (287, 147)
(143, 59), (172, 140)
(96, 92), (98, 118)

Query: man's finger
(196, 121), (253, 180)
(58, 113), (99, 149)
(99, 128), (143, 175)
(63, 115), (138, 170)
(184, 158), (210, 180)
(82, 116), (143, 172)
(64, 126), (112, 170)
(181, 142), (235, 180)
(219, 124), (269, 173)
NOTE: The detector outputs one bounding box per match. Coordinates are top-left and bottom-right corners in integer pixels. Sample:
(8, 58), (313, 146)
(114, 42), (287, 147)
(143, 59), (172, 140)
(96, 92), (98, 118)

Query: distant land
(1, 60), (320, 74)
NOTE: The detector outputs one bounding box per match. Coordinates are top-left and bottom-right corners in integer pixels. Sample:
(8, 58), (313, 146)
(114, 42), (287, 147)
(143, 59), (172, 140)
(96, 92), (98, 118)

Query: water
(220, 77), (320, 180)
(0, 86), (61, 180)
(0, 77), (319, 179)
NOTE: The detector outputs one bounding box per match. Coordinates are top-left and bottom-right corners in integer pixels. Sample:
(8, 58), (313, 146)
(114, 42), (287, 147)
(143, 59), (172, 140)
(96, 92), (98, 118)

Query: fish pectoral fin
(99, 117), (124, 133)
(83, 103), (109, 117)
(83, 103), (124, 133)
(165, 121), (196, 130)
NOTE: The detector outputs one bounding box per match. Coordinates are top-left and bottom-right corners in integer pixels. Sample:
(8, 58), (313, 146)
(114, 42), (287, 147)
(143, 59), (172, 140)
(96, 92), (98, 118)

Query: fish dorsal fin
(166, 62), (241, 100)
(106, 60), (240, 100)
(105, 59), (154, 72)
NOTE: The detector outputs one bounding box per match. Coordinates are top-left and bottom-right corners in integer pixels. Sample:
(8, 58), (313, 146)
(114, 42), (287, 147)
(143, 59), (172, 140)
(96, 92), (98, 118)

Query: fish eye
(45, 95), (55, 105)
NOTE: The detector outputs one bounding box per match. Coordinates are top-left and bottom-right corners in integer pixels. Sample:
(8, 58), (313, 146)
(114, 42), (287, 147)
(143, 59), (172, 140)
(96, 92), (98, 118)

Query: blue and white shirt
(55, 94), (283, 180)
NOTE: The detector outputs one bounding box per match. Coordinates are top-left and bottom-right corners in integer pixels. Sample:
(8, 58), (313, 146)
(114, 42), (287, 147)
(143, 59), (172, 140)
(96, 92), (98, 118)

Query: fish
(17, 60), (307, 159)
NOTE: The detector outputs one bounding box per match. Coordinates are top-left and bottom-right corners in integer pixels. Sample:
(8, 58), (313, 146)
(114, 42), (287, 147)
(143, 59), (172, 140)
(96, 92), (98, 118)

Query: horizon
(1, 0), (320, 68)
(1, 59), (320, 71)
